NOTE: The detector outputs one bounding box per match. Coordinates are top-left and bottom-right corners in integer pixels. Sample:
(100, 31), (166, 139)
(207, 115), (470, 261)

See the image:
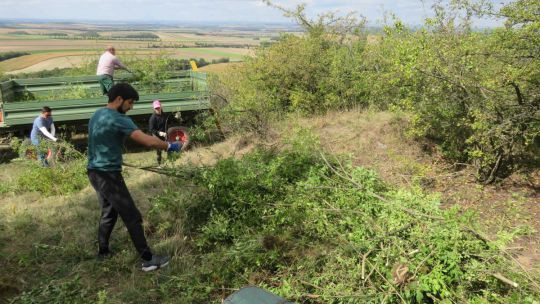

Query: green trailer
(0, 71), (210, 136)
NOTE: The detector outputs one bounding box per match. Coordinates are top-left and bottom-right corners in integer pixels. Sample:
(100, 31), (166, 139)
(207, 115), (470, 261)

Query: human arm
(130, 130), (168, 150)
(39, 127), (57, 141)
(50, 123), (56, 137)
(112, 57), (128, 71)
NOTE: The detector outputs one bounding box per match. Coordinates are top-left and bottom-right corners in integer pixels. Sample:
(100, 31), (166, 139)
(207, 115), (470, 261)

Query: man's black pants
(87, 169), (152, 260)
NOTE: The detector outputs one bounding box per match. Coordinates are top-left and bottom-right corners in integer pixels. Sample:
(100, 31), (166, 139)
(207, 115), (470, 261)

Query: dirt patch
(0, 283), (20, 304)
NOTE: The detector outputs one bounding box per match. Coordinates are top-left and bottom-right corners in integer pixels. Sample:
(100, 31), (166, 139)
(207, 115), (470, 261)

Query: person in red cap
(148, 100), (171, 165)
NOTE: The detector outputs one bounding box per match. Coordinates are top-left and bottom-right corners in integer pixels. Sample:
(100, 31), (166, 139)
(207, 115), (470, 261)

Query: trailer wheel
(167, 126), (190, 151)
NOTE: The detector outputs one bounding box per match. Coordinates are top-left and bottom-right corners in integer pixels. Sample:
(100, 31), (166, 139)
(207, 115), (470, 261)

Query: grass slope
(0, 111), (538, 303)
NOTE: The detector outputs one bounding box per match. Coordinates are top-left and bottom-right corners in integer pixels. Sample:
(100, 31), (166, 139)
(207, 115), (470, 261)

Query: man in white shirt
(30, 106), (57, 167)
(96, 46), (130, 95)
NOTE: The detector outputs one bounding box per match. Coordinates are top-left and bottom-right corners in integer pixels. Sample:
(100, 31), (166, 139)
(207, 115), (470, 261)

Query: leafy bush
(365, 1), (539, 182)
(211, 5), (370, 136)
(148, 131), (539, 303)
(214, 1), (539, 181)
(9, 139), (87, 196)
(14, 160), (87, 196)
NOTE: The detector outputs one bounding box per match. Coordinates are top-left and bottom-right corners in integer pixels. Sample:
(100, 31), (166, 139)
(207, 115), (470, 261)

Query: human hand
(166, 142), (182, 152)
(158, 131), (167, 137)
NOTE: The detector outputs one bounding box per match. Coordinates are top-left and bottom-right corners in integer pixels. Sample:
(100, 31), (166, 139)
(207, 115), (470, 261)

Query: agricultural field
(0, 22), (271, 73)
(199, 62), (243, 73)
(1, 48), (251, 74)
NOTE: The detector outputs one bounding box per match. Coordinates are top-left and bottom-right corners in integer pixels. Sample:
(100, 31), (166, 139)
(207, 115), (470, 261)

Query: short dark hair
(107, 83), (139, 103)
(42, 106), (52, 113)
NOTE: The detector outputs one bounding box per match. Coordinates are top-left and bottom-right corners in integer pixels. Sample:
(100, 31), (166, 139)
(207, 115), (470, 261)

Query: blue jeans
(32, 139), (49, 167)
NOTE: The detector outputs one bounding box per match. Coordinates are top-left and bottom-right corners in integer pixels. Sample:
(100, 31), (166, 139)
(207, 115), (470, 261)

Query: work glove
(158, 131), (167, 137)
(167, 142), (182, 153)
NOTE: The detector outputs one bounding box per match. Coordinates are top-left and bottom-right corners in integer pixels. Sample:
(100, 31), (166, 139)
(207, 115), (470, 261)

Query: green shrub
(148, 130), (539, 303)
(10, 139), (87, 197)
(362, 2), (539, 182)
(15, 160), (87, 196)
(211, 6), (370, 136)
(215, 1), (539, 182)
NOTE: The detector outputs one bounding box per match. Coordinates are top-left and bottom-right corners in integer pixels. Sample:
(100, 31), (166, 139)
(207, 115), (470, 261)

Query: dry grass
(0, 52), (96, 71)
(6, 55), (90, 73)
(199, 62), (244, 73)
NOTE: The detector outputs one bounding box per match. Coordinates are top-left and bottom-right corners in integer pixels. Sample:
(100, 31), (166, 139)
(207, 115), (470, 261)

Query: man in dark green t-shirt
(87, 83), (181, 272)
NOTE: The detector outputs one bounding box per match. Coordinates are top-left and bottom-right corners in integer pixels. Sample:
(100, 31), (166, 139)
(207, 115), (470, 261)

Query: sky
(0, 0), (504, 26)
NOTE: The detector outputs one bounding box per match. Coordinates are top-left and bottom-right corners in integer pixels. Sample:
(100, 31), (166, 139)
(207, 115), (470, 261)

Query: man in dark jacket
(148, 100), (170, 165)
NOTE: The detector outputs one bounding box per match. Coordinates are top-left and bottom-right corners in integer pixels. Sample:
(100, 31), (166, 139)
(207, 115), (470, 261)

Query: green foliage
(0, 51), (30, 62)
(121, 54), (212, 93)
(0, 180), (12, 194)
(212, 4), (370, 135)
(147, 130), (539, 303)
(111, 32), (160, 40)
(8, 139), (87, 196)
(2, 67), (77, 81)
(5, 55), (214, 100)
(77, 31), (100, 39)
(18, 82), (101, 101)
(215, 0), (539, 181)
(219, 31), (368, 114)
(366, 1), (539, 182)
(7, 31), (30, 35)
(14, 160), (87, 196)
(10, 276), (90, 304)
(41, 32), (69, 38)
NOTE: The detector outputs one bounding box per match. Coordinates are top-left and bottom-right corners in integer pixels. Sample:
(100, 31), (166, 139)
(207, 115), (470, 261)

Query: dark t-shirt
(87, 108), (138, 171)
(148, 112), (170, 137)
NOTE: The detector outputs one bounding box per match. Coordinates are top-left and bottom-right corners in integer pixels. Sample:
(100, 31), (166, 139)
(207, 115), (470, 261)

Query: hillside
(0, 110), (538, 303)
